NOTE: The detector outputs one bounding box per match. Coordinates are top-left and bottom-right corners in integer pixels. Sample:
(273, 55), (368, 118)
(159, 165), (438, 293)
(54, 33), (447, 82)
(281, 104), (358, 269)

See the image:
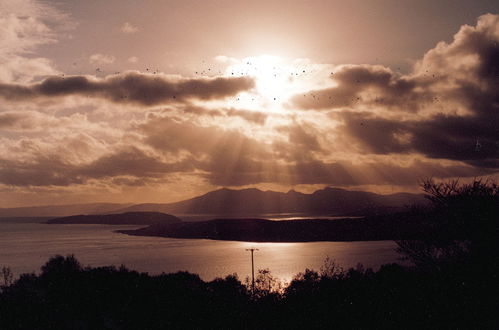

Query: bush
(396, 178), (499, 269)
(1, 266), (13, 290)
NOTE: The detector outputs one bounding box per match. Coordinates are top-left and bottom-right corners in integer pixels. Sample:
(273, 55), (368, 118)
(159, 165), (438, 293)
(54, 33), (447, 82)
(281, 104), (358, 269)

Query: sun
(224, 55), (298, 106)
(215, 54), (328, 113)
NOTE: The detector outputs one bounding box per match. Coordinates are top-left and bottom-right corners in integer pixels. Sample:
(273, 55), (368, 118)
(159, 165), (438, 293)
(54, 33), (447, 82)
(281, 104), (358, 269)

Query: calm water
(178, 213), (359, 221)
(0, 222), (402, 283)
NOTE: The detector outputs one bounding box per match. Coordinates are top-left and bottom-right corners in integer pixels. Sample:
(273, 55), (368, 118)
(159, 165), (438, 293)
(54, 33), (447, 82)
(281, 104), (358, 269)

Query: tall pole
(246, 248), (259, 295)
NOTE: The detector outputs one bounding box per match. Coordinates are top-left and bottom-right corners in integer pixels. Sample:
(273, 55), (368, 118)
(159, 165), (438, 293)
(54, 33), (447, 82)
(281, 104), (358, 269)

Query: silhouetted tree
(319, 256), (344, 279)
(245, 268), (283, 299)
(209, 273), (247, 296)
(285, 268), (321, 296)
(396, 178), (499, 269)
(1, 266), (13, 289)
(40, 254), (82, 276)
(1, 254), (498, 329)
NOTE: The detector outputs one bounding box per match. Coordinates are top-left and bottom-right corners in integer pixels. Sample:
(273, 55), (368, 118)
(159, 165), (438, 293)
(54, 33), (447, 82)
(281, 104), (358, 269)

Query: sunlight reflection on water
(0, 223), (403, 283)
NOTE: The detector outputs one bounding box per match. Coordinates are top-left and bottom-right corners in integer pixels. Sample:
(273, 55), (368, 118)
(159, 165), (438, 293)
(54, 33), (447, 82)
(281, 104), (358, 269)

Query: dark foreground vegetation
(1, 179), (497, 329)
(0, 254), (496, 329)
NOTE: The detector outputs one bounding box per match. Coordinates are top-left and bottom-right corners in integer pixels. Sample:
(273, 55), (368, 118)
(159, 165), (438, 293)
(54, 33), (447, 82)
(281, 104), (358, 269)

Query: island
(47, 211), (182, 225)
(117, 216), (421, 242)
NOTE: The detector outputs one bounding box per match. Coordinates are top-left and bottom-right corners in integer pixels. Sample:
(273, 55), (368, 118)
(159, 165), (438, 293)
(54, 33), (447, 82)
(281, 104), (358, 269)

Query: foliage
(40, 254), (82, 275)
(396, 178), (499, 270)
(420, 178), (498, 208)
(245, 268), (283, 299)
(1, 266), (13, 289)
(319, 255), (344, 279)
(0, 255), (496, 329)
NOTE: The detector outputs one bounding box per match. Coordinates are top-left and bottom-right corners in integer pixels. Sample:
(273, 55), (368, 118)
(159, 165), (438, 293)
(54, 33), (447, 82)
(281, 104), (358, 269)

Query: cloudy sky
(1, 0), (498, 207)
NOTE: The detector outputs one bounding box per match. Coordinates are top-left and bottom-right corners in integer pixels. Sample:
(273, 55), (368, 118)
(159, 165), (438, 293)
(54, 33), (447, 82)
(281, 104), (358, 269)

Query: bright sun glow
(223, 55), (301, 108)
(235, 56), (290, 97)
(207, 54), (333, 114)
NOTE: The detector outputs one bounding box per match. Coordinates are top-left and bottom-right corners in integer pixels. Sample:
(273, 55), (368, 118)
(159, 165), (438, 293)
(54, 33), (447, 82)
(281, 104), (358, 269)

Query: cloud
(0, 71), (255, 105)
(335, 110), (499, 168)
(0, 112), (33, 130)
(225, 108), (267, 125)
(290, 64), (430, 112)
(0, 142), (491, 188)
(132, 114), (484, 187)
(0, 111), (57, 131)
(0, 146), (193, 187)
(214, 55), (238, 65)
(277, 124), (322, 152)
(292, 14), (499, 112)
(296, 14), (499, 169)
(0, 113), (271, 187)
(121, 22), (139, 34)
(127, 56), (139, 63)
(138, 115), (268, 156)
(200, 156), (494, 187)
(0, 0), (71, 83)
(1, 12), (499, 198)
(0, 112), (493, 189)
(80, 147), (193, 179)
(182, 105), (267, 125)
(279, 158), (496, 186)
(136, 115), (274, 185)
(89, 53), (116, 65)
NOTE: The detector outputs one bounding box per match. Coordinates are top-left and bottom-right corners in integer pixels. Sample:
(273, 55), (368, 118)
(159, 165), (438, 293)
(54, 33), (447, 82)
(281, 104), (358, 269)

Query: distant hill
(1, 187), (425, 218)
(0, 203), (131, 218)
(47, 212), (181, 225)
(114, 187), (425, 216)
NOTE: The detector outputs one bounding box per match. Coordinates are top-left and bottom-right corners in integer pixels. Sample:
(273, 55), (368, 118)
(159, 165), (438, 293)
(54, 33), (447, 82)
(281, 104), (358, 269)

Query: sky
(0, 0), (498, 207)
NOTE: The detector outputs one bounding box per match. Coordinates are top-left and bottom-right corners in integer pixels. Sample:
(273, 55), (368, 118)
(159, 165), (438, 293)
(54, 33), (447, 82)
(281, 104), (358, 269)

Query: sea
(0, 219), (403, 283)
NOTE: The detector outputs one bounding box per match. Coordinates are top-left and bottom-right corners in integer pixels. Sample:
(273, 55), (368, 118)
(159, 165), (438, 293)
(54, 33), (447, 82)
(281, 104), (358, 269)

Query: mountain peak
(322, 187), (345, 191)
(2, 186), (425, 218)
(212, 187), (264, 194)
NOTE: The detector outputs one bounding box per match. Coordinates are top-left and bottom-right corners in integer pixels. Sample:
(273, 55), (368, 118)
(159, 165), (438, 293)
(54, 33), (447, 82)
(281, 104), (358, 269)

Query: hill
(47, 212), (181, 225)
(0, 187), (425, 218)
(0, 203), (131, 218)
(114, 187), (425, 216)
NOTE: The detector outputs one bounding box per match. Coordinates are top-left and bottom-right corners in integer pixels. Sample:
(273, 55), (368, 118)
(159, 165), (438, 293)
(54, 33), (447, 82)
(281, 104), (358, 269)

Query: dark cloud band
(0, 72), (255, 105)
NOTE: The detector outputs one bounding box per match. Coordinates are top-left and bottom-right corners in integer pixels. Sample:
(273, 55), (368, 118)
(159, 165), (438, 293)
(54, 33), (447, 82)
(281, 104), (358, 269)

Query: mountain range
(0, 187), (425, 218)
(115, 187), (425, 217)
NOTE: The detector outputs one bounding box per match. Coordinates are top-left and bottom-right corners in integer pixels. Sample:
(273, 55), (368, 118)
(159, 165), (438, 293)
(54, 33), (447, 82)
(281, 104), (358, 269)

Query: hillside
(0, 203), (131, 218)
(1, 187), (425, 218)
(114, 187), (425, 216)
(47, 212), (181, 225)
